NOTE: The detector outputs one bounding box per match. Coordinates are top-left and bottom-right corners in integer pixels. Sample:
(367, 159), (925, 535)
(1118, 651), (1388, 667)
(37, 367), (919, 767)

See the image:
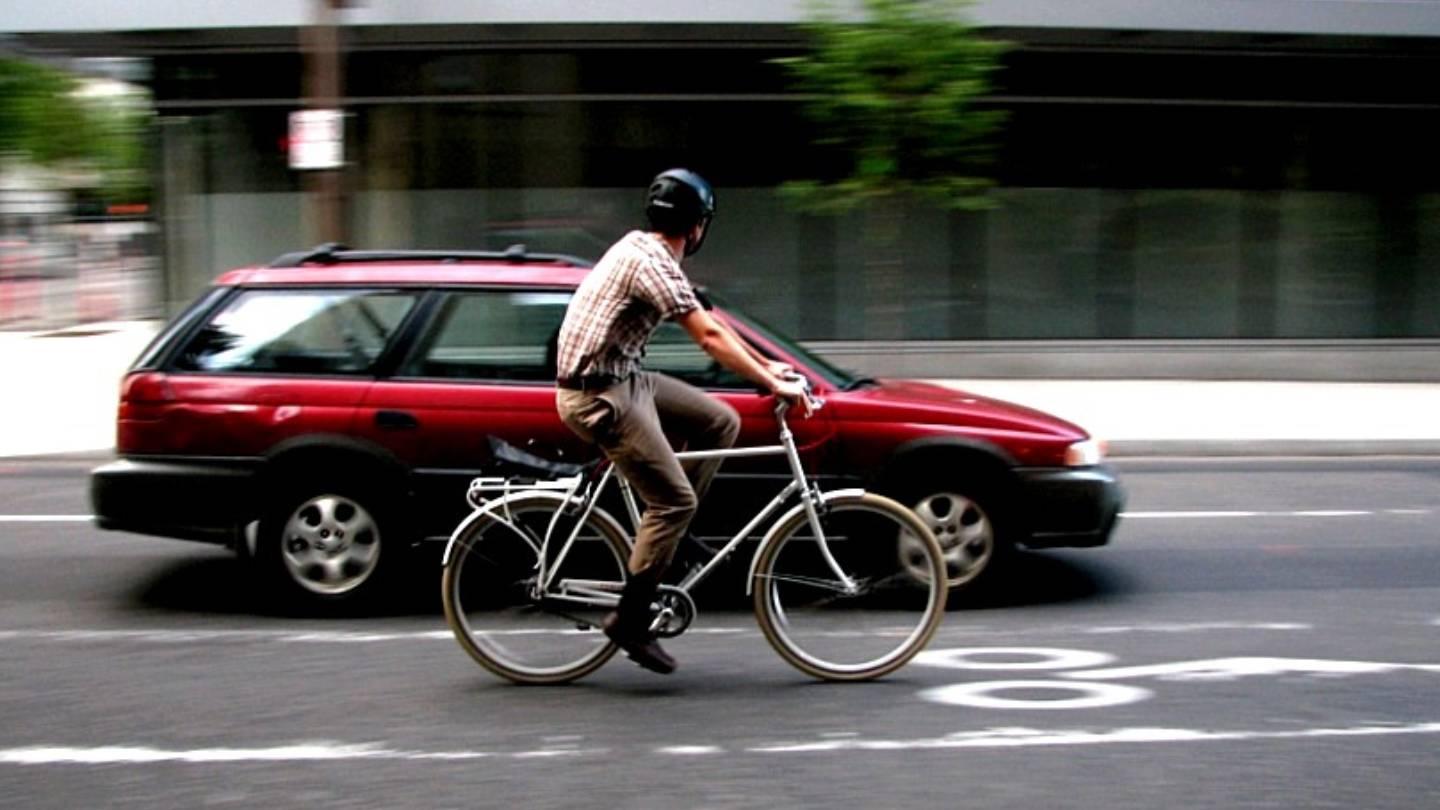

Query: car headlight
(1063, 439), (1105, 467)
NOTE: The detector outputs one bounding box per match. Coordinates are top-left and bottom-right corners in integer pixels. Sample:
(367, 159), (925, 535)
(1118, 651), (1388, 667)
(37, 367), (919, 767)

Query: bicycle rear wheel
(753, 492), (947, 681)
(441, 492), (631, 685)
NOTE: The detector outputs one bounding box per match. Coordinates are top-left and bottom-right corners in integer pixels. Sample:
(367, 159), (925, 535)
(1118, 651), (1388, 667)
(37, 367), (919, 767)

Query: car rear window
(171, 288), (419, 375)
(402, 290), (572, 382)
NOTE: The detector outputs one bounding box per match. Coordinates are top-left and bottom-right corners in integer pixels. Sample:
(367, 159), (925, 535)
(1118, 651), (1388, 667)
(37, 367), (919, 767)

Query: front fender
(746, 488), (867, 595)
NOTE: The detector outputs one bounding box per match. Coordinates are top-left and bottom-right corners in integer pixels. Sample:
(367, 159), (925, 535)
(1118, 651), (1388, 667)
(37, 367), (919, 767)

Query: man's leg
(649, 372), (741, 505)
(589, 375), (698, 674)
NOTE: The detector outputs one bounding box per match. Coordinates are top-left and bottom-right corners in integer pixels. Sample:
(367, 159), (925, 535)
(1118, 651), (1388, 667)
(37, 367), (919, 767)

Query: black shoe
(603, 573), (678, 675)
(602, 611), (677, 674)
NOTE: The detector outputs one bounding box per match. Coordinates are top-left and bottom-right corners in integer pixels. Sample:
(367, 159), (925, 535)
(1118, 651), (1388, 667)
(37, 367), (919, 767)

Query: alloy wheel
(902, 491), (994, 588)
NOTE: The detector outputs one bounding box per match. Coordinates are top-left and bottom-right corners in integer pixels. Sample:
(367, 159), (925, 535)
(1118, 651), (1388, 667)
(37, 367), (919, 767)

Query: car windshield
(707, 291), (866, 390)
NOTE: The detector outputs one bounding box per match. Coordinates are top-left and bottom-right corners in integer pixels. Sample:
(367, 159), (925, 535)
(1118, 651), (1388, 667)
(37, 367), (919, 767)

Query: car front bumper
(1013, 464), (1124, 548)
(90, 457), (261, 546)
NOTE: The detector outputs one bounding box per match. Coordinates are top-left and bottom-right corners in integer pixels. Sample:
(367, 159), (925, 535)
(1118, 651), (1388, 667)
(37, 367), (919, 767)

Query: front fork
(776, 404), (856, 594)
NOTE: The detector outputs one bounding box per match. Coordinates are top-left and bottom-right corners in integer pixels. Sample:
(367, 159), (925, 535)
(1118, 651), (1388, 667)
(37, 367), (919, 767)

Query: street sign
(288, 109), (344, 170)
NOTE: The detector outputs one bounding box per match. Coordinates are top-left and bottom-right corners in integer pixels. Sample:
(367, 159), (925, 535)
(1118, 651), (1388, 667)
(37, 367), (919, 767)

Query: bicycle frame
(463, 404), (859, 609)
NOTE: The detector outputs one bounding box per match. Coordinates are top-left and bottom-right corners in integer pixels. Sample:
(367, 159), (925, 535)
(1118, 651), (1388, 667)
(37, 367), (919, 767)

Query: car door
(356, 287), (578, 539)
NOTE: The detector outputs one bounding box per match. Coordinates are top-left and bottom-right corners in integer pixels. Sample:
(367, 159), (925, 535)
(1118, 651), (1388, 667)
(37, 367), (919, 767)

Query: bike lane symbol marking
(914, 647), (1440, 710)
(921, 680), (1152, 711)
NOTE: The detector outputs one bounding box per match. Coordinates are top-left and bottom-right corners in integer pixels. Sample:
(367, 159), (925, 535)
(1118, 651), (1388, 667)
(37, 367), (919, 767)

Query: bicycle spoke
(753, 571), (854, 594)
(753, 494), (946, 681)
(442, 494), (629, 684)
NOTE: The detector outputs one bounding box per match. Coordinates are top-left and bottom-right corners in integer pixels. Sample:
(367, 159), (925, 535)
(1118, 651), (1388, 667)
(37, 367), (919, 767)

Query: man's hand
(765, 360), (795, 379)
(772, 376), (815, 419)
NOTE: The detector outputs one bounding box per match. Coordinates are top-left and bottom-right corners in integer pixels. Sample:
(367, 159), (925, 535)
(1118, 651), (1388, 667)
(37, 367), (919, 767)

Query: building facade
(9, 1), (1440, 377)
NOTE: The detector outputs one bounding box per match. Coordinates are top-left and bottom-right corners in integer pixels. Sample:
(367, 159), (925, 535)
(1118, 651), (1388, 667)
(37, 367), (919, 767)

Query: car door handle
(374, 410), (419, 430)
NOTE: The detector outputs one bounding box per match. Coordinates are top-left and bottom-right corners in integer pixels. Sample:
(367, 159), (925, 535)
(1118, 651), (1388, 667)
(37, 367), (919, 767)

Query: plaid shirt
(555, 230), (701, 380)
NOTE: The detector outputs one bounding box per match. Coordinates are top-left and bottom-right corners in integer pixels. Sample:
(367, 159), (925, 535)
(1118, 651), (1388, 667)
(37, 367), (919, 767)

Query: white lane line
(1066, 656), (1440, 682)
(0, 621), (1318, 646)
(1119, 509), (1431, 519)
(0, 742), (591, 765)
(8, 723), (1440, 764)
(1083, 622), (1310, 635)
(0, 515), (93, 522)
(1122, 511), (1261, 519)
(656, 745), (725, 755)
(0, 630), (452, 644)
(746, 722), (1440, 753)
(0, 628), (758, 644)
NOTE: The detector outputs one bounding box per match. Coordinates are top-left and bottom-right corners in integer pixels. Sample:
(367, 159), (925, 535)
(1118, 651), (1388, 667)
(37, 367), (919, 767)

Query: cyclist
(554, 169), (813, 674)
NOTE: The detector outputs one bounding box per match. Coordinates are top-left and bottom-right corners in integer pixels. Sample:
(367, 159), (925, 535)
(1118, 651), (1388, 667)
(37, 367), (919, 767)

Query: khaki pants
(556, 372), (741, 576)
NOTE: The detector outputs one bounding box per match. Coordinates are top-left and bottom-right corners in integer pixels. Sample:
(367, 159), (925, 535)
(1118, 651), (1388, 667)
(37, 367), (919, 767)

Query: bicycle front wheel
(441, 493), (631, 685)
(753, 492), (947, 681)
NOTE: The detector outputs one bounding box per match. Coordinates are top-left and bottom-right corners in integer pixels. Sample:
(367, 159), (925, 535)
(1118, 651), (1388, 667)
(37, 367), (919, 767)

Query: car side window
(172, 289), (418, 375)
(403, 290), (572, 382)
(643, 321), (750, 389)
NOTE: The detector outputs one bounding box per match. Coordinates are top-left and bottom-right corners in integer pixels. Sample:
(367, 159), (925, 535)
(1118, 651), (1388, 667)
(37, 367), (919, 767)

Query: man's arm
(676, 308), (811, 415)
(712, 313), (793, 378)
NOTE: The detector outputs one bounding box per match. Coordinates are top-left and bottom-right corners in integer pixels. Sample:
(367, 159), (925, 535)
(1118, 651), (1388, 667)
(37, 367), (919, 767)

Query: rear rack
(267, 243), (593, 268)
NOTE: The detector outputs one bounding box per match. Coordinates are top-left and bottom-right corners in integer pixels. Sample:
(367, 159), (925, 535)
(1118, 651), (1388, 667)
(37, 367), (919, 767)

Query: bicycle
(440, 386), (948, 684)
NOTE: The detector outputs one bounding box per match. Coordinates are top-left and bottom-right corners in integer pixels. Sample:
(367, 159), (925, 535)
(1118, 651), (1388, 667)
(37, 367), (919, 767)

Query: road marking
(1122, 511), (1261, 519)
(7, 723), (1440, 765)
(1083, 622), (1309, 634)
(0, 630), (454, 644)
(1067, 656), (1440, 682)
(920, 680), (1151, 710)
(0, 621), (1318, 646)
(1120, 509), (1431, 519)
(0, 515), (93, 522)
(0, 628), (762, 644)
(0, 743), (495, 765)
(746, 723), (1440, 753)
(915, 648), (1115, 671)
(656, 745), (724, 755)
(915, 649), (1440, 710)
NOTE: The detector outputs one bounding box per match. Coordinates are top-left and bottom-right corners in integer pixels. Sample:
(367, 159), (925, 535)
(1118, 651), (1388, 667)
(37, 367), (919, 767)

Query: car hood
(833, 378), (1089, 442)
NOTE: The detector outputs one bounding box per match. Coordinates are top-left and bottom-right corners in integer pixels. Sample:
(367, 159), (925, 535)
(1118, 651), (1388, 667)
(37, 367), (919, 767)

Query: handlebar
(773, 373), (824, 417)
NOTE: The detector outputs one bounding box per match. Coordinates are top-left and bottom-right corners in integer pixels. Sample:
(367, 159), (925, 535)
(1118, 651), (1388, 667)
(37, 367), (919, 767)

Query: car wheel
(900, 485), (1008, 591)
(259, 479), (396, 605)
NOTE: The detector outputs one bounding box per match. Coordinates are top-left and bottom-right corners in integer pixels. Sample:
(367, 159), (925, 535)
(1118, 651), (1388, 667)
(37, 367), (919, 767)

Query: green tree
(777, 0), (1008, 213)
(775, 0), (1007, 338)
(0, 59), (90, 164)
(0, 58), (149, 201)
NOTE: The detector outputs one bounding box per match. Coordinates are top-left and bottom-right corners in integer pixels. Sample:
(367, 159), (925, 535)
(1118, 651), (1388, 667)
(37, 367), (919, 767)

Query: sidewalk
(0, 321), (159, 459)
(2, 321), (1439, 460)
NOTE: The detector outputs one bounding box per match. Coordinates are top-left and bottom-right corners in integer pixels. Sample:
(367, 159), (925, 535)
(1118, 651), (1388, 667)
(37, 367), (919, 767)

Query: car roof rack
(267, 243), (593, 268)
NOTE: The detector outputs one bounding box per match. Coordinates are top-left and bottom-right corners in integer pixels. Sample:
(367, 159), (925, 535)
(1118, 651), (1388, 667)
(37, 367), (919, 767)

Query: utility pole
(300, 0), (346, 244)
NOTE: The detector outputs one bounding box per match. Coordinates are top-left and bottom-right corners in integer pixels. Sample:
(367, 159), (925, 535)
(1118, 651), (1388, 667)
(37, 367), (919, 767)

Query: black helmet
(645, 169), (716, 256)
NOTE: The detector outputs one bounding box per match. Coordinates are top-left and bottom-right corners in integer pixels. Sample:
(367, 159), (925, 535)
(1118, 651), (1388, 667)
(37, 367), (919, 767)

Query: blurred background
(2, 0), (1438, 378)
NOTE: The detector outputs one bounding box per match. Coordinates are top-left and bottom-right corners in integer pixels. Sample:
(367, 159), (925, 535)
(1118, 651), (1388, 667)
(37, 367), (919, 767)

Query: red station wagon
(91, 246), (1123, 605)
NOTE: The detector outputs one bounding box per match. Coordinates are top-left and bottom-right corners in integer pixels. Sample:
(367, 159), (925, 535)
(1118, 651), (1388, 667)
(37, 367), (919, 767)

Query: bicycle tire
(442, 491), (631, 685)
(752, 492), (947, 681)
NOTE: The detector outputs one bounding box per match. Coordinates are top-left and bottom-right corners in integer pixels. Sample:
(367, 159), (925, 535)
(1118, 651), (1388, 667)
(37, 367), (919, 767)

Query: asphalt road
(1, 457), (1438, 809)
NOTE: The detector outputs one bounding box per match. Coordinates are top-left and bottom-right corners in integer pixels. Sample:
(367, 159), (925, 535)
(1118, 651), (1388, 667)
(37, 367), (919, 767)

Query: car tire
(257, 474), (401, 608)
(895, 474), (1014, 593)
